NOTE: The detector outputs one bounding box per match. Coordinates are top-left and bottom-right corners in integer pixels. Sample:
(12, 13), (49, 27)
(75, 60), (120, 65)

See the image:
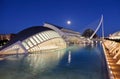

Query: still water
(0, 44), (109, 79)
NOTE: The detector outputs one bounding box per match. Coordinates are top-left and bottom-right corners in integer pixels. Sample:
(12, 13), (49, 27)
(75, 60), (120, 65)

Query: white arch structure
(90, 15), (104, 39)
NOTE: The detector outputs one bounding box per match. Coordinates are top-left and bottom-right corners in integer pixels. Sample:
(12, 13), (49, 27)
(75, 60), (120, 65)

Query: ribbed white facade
(0, 30), (66, 55)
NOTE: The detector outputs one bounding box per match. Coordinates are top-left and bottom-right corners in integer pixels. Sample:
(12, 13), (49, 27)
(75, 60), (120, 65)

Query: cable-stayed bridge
(90, 15), (104, 39)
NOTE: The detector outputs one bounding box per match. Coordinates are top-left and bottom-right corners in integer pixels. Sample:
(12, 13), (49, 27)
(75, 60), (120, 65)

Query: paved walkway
(102, 42), (120, 79)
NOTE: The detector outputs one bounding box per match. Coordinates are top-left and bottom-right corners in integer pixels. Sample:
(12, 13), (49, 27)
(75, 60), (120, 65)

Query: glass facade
(29, 38), (36, 45)
(33, 36), (40, 44)
(0, 30), (66, 55)
(43, 32), (50, 39)
(41, 33), (48, 40)
(39, 33), (45, 41)
(36, 34), (43, 42)
(22, 30), (65, 51)
(22, 42), (29, 49)
(26, 39), (33, 47)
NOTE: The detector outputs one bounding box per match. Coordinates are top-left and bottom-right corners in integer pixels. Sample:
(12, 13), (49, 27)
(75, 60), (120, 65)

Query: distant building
(0, 26), (66, 55)
(0, 34), (16, 46)
(0, 34), (16, 41)
(109, 31), (120, 39)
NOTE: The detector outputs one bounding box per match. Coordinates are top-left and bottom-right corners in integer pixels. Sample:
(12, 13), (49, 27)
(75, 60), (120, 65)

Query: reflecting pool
(0, 44), (109, 79)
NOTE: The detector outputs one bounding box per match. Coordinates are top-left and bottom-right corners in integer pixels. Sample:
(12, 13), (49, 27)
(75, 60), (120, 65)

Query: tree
(82, 28), (98, 38)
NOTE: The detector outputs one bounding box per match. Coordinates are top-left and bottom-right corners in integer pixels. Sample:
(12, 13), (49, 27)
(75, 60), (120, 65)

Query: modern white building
(43, 23), (83, 44)
(0, 26), (66, 55)
(44, 23), (81, 37)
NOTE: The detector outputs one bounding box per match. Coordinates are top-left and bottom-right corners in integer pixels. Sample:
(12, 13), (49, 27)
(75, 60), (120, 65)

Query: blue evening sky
(0, 0), (120, 36)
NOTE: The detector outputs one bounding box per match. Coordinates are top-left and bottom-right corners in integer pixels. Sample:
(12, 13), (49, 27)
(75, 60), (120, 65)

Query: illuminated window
(41, 33), (48, 40)
(26, 39), (33, 47)
(42, 32), (49, 40)
(22, 42), (29, 49)
(29, 38), (36, 45)
(46, 31), (52, 38)
(39, 33), (45, 41)
(50, 31), (54, 37)
(37, 34), (43, 42)
(45, 32), (50, 39)
(35, 35), (41, 42)
(33, 36), (40, 43)
(44, 32), (50, 39)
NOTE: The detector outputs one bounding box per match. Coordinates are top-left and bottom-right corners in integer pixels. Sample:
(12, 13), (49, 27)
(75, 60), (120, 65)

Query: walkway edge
(102, 43), (115, 79)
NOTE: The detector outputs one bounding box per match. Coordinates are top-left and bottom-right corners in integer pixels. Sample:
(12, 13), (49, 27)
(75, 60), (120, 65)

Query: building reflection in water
(25, 49), (66, 73)
(0, 44), (109, 79)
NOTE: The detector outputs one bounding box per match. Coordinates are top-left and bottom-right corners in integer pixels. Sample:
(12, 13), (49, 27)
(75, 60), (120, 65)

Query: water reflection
(68, 51), (71, 64)
(0, 44), (109, 79)
(26, 50), (66, 73)
(0, 50), (66, 79)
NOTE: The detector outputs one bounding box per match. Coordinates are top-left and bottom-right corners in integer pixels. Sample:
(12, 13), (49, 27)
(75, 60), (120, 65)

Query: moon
(67, 20), (71, 25)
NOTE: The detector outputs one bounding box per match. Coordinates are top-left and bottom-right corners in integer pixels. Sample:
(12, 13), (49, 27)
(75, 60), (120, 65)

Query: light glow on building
(0, 26), (66, 55)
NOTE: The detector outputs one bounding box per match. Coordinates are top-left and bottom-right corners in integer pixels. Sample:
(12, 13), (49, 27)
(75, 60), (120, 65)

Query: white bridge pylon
(90, 15), (104, 39)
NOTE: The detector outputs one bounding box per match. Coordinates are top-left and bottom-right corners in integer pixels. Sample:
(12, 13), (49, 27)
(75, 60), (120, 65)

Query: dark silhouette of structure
(82, 28), (98, 38)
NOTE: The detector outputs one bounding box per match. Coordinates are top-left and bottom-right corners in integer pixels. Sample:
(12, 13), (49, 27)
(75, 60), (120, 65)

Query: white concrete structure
(0, 26), (66, 55)
(43, 23), (83, 44)
(44, 23), (81, 38)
